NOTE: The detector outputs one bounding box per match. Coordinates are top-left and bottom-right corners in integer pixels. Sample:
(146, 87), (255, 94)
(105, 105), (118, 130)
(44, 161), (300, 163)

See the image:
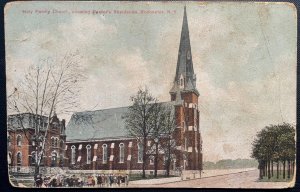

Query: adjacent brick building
(7, 113), (67, 172)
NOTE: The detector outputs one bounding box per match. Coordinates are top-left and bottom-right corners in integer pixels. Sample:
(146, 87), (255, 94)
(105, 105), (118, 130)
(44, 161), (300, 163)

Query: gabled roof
(66, 106), (129, 142)
(66, 102), (174, 142)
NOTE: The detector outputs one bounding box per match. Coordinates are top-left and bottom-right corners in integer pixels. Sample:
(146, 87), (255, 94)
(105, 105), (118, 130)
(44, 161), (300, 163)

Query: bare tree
(148, 102), (164, 178)
(123, 88), (159, 178)
(159, 105), (176, 177)
(7, 50), (85, 177)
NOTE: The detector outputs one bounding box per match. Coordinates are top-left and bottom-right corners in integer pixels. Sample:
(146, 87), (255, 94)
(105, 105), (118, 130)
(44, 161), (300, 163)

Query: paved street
(129, 169), (293, 188)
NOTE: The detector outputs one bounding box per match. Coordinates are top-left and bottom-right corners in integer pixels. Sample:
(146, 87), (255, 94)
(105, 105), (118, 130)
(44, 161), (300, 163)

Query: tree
(7, 50), (84, 177)
(147, 103), (176, 177)
(123, 88), (160, 178)
(251, 123), (295, 180)
(277, 123), (295, 179)
(159, 105), (176, 177)
(147, 102), (164, 178)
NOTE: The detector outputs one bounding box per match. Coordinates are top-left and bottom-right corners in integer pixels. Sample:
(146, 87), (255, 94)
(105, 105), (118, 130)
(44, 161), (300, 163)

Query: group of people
(88, 174), (130, 187)
(34, 173), (130, 188)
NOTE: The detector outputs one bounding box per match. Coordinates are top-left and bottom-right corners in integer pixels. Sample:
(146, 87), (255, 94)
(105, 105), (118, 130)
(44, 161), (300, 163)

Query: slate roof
(7, 113), (49, 131)
(66, 102), (174, 142)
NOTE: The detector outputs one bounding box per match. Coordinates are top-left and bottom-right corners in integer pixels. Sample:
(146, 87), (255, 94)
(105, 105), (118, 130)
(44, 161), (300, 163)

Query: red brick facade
(7, 114), (67, 170)
(171, 92), (203, 170)
(65, 139), (174, 171)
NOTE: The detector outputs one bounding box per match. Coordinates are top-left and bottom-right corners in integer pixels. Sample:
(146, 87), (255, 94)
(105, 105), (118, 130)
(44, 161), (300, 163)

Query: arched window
(31, 135), (36, 146)
(8, 135), (11, 146)
(51, 137), (55, 147)
(138, 143), (143, 163)
(60, 140), (64, 149)
(51, 137), (59, 148)
(8, 152), (12, 165)
(59, 154), (64, 167)
(194, 107), (197, 127)
(86, 145), (91, 164)
(119, 143), (124, 163)
(102, 144), (107, 164)
(71, 145), (76, 164)
(17, 135), (22, 146)
(163, 155), (166, 165)
(52, 122), (58, 129)
(149, 155), (154, 165)
(16, 151), (22, 165)
(39, 136), (44, 147)
(31, 151), (36, 165)
(51, 151), (57, 166)
(54, 138), (58, 147)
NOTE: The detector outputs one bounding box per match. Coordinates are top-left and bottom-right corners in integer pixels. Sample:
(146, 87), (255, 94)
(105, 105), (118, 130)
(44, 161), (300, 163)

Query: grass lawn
(259, 171), (294, 182)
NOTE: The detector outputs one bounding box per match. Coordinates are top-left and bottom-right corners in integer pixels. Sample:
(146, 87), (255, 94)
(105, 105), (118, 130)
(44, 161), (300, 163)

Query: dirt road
(129, 169), (293, 188)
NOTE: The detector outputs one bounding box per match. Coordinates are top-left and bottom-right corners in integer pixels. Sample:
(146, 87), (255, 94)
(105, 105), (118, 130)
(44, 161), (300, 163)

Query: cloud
(199, 51), (296, 161)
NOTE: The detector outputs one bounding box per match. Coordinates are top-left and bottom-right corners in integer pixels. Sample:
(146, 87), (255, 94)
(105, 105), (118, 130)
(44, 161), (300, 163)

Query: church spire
(170, 6), (198, 96)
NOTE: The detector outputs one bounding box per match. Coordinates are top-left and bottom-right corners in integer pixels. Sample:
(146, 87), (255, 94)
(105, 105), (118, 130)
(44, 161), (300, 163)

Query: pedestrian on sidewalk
(125, 174), (129, 187)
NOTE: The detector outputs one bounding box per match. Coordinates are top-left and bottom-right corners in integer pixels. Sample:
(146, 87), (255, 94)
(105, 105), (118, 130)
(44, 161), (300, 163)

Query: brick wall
(7, 114), (67, 168)
(66, 138), (172, 171)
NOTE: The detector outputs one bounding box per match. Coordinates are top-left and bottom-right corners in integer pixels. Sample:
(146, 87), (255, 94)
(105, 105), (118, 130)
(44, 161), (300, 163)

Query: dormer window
(179, 74), (184, 88)
(52, 122), (58, 129)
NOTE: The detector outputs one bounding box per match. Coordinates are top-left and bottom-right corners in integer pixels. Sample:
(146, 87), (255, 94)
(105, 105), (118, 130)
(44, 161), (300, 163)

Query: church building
(7, 7), (202, 175)
(65, 7), (203, 173)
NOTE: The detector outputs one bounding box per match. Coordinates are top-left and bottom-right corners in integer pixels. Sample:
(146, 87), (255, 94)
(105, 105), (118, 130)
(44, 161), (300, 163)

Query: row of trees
(123, 88), (177, 178)
(203, 159), (258, 170)
(251, 123), (296, 180)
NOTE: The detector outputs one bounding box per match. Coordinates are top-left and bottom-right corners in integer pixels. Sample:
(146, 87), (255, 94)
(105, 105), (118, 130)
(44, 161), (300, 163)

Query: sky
(5, 1), (297, 162)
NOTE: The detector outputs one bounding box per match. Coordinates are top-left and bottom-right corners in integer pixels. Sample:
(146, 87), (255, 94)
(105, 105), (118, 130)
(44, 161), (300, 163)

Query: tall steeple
(170, 6), (199, 96)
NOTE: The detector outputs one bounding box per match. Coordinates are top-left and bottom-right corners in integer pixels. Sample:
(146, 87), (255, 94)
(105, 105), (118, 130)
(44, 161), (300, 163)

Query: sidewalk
(130, 168), (257, 185)
(130, 177), (181, 185)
